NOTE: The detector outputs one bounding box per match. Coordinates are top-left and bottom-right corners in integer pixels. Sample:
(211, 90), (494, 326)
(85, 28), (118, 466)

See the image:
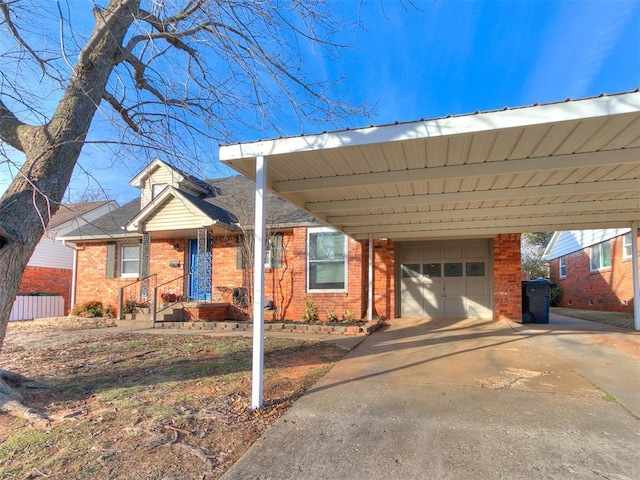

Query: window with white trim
(590, 241), (611, 271)
(152, 183), (168, 198)
(559, 256), (567, 278)
(120, 244), (141, 277)
(623, 233), (632, 259)
(307, 228), (347, 291)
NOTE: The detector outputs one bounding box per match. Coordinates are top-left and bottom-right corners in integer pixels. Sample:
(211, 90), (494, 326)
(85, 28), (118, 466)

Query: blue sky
(1, 0), (639, 202)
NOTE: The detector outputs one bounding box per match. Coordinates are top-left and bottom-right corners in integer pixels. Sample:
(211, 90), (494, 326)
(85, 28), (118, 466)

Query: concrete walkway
(222, 315), (640, 480)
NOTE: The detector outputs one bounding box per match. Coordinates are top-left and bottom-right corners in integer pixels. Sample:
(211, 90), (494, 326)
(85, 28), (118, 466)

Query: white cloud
(522, 1), (636, 102)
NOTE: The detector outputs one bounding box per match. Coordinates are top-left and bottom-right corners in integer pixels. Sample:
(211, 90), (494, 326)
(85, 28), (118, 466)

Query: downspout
(62, 240), (83, 312)
(631, 221), (639, 331)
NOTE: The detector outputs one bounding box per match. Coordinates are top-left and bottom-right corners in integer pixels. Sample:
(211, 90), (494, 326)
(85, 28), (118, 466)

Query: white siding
(544, 228), (631, 260)
(28, 237), (73, 269)
(144, 196), (207, 231)
(141, 165), (181, 208)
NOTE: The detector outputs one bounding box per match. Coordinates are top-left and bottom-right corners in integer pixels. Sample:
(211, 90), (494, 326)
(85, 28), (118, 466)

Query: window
(559, 256), (567, 278)
(120, 244), (141, 277)
(623, 233), (632, 259)
(307, 228), (347, 291)
(152, 183), (168, 198)
(236, 234), (283, 269)
(590, 242), (611, 271)
(444, 262), (463, 277)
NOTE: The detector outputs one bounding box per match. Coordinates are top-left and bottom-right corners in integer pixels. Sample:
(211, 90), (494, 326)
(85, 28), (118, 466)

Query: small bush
(71, 300), (108, 318)
(550, 286), (561, 307)
(301, 298), (319, 323)
(342, 309), (356, 322)
(326, 309), (338, 323)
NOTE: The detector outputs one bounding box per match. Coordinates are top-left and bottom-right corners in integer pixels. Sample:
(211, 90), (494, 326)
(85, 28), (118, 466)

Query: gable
(139, 195), (211, 231)
(544, 228), (631, 260)
(131, 158), (211, 209)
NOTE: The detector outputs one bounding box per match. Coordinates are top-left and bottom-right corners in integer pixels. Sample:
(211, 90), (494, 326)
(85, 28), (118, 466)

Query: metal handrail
(151, 273), (192, 324)
(117, 274), (157, 320)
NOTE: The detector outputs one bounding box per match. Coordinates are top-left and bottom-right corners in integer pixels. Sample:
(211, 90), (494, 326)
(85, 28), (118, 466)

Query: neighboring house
(544, 229), (639, 313)
(60, 158), (522, 322)
(15, 200), (116, 316)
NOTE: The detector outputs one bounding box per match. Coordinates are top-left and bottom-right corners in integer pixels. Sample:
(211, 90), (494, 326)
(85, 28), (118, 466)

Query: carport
(219, 91), (640, 407)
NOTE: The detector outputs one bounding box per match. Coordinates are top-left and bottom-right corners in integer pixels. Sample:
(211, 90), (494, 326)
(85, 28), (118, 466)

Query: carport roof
(220, 91), (640, 240)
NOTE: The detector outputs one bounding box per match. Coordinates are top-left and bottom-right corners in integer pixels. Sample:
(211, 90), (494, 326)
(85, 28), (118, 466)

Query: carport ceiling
(220, 91), (640, 240)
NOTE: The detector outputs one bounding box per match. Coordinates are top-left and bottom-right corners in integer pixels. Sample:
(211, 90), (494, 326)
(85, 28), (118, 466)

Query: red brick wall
(549, 233), (637, 313)
(493, 233), (522, 322)
(363, 238), (395, 319)
(18, 266), (72, 314)
(210, 229), (396, 321)
(268, 228), (367, 321)
(75, 239), (190, 314)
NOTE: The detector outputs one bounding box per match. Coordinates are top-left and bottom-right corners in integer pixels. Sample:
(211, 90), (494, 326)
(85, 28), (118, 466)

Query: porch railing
(151, 273), (192, 323)
(117, 274), (157, 320)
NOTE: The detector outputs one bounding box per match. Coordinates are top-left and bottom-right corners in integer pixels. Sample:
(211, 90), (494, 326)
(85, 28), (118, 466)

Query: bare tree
(0, 0), (361, 420)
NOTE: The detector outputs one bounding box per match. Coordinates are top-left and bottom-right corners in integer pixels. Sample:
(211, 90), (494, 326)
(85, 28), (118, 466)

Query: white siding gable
(143, 195), (211, 231)
(28, 236), (74, 269)
(544, 228), (631, 260)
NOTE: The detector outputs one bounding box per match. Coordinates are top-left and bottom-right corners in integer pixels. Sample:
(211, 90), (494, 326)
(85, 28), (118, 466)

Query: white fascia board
(543, 228), (633, 260)
(129, 158), (185, 188)
(220, 92), (640, 161)
(542, 231), (563, 259)
(59, 233), (142, 242)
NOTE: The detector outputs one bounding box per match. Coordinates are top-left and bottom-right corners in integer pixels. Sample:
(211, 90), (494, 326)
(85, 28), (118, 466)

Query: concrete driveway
(222, 315), (640, 480)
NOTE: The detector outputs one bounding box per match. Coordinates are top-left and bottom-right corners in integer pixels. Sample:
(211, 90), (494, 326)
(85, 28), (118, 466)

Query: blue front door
(189, 239), (212, 300)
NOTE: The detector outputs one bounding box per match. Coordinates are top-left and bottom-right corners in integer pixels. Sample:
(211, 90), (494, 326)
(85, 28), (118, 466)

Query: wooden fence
(9, 295), (64, 321)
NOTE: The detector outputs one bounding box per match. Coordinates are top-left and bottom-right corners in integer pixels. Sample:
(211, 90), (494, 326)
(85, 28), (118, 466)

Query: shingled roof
(61, 176), (320, 241)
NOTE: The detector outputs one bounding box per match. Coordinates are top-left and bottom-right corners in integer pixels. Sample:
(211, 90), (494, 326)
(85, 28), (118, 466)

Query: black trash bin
(521, 279), (552, 324)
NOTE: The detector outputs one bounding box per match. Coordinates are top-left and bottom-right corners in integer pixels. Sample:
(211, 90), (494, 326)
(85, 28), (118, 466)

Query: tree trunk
(0, 0), (137, 352)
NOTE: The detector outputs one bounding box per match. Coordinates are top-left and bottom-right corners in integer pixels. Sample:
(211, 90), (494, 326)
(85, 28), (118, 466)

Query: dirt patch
(0, 320), (348, 479)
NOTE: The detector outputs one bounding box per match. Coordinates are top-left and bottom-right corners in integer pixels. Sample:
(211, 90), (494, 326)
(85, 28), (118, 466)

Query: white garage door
(399, 239), (492, 319)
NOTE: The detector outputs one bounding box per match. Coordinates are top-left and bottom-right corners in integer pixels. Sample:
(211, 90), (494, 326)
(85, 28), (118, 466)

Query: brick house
(13, 200), (116, 317)
(60, 158), (522, 322)
(60, 92), (640, 330)
(544, 229), (639, 313)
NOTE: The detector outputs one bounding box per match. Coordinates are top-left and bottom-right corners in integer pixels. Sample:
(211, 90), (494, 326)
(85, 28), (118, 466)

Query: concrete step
(124, 312), (152, 321)
(115, 318), (154, 329)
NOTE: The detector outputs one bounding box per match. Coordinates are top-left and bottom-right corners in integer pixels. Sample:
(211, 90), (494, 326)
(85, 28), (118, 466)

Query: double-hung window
(623, 233), (632, 259)
(307, 228), (347, 291)
(590, 241), (611, 271)
(236, 234), (283, 269)
(559, 256), (567, 278)
(120, 244), (141, 277)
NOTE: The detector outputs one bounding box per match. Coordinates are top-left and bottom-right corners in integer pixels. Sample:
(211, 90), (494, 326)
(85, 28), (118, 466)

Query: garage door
(399, 239), (492, 319)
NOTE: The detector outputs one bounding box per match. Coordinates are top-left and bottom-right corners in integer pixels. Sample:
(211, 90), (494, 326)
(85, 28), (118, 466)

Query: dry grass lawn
(0, 318), (348, 479)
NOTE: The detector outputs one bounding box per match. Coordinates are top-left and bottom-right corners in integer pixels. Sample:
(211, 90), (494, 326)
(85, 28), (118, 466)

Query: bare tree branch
(102, 90), (141, 133)
(0, 1), (48, 75)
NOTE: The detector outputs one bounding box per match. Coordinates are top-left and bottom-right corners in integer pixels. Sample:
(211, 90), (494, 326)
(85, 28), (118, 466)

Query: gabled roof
(60, 175), (320, 242)
(49, 201), (113, 229)
(129, 158), (213, 195)
(220, 90), (640, 240)
(206, 176), (320, 228)
(61, 199), (142, 241)
(125, 186), (237, 231)
(543, 228), (632, 260)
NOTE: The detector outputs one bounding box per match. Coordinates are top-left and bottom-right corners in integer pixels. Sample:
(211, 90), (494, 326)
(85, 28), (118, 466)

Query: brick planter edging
(153, 320), (385, 336)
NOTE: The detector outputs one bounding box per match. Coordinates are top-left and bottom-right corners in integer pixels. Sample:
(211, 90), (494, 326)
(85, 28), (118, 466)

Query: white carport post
(632, 221), (639, 331)
(251, 155), (267, 409)
(367, 233), (373, 321)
